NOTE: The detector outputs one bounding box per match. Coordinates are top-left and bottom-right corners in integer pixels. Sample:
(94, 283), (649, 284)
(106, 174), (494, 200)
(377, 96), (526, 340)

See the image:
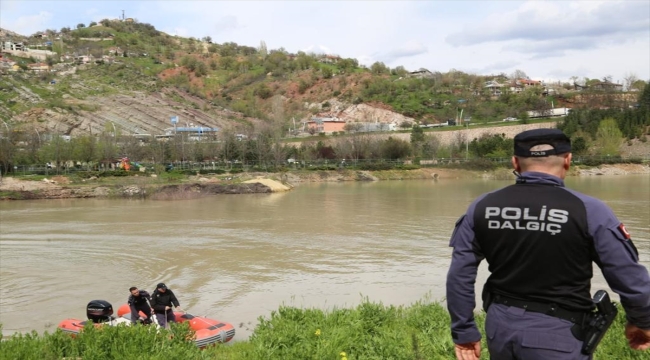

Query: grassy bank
(1, 299), (646, 359)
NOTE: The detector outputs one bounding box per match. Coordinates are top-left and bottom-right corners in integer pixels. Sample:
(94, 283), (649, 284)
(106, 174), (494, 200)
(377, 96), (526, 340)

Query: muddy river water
(1, 175), (648, 340)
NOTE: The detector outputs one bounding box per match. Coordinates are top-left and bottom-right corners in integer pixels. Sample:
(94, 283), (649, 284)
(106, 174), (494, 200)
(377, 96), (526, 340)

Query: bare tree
(623, 72), (638, 91)
(510, 69), (528, 80)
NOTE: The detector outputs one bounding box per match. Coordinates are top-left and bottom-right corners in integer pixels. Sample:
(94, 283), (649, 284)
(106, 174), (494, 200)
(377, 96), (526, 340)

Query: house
(75, 55), (94, 64)
(2, 41), (25, 51)
(318, 54), (340, 64)
(27, 62), (50, 72)
(590, 81), (623, 91)
(357, 122), (396, 132)
(306, 117), (346, 134)
(484, 80), (504, 96)
(509, 78), (544, 93)
(518, 78), (542, 87)
(407, 68), (434, 79)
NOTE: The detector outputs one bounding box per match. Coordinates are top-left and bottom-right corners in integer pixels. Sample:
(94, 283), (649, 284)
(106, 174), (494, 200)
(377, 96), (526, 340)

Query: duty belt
(492, 294), (588, 324)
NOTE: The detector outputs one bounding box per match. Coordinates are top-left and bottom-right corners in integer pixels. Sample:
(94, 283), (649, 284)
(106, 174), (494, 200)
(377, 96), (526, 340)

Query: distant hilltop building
(407, 68), (434, 79)
(2, 41), (25, 51)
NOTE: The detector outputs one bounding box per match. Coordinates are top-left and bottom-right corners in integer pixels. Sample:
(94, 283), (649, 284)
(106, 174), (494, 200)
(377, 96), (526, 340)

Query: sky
(1, 0), (649, 83)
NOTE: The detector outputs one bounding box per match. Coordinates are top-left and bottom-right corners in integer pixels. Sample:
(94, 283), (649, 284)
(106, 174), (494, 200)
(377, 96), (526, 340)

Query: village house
(318, 54), (340, 64)
(2, 41), (25, 52)
(27, 62), (50, 72)
(75, 55), (94, 64)
(306, 117), (346, 134)
(484, 80), (504, 96)
(590, 80), (623, 91)
(407, 68), (435, 79)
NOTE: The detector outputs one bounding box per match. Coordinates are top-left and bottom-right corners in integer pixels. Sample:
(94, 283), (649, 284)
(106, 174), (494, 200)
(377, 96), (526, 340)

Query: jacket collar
(517, 171), (565, 187)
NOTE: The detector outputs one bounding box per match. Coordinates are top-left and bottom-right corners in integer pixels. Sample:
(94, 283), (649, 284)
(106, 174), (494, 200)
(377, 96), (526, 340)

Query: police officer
(446, 128), (650, 360)
(128, 286), (152, 324)
(150, 282), (182, 328)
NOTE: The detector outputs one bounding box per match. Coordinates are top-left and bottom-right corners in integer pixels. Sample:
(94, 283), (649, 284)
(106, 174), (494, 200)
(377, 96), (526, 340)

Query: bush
(357, 162), (394, 171)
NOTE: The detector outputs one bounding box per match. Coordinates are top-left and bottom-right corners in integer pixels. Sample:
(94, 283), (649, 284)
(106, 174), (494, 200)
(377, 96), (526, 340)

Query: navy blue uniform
(446, 171), (650, 359)
(127, 290), (152, 324)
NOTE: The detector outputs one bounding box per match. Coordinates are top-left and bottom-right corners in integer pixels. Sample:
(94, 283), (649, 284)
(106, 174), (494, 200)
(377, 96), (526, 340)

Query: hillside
(1, 19), (647, 140)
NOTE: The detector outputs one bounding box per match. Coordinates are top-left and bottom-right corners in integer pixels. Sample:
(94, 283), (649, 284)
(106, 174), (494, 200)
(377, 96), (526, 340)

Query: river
(0, 175), (648, 340)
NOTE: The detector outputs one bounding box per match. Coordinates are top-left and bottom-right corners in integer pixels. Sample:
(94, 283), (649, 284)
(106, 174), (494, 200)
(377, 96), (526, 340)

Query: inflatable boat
(58, 300), (130, 336)
(116, 303), (236, 347)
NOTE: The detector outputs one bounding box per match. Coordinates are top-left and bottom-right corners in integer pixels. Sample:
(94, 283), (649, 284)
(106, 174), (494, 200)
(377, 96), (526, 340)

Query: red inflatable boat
(58, 300), (130, 336)
(116, 303), (236, 347)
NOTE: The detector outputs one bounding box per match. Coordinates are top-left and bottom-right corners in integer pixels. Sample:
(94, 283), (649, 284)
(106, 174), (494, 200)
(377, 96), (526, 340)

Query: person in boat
(446, 128), (650, 360)
(128, 286), (153, 325)
(150, 282), (182, 328)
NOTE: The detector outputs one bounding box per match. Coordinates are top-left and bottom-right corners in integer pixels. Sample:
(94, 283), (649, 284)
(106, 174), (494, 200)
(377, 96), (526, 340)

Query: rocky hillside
(1, 20), (647, 140)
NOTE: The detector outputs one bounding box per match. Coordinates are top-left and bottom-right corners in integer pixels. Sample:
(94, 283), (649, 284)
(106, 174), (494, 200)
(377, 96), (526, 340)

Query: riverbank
(0, 163), (648, 200)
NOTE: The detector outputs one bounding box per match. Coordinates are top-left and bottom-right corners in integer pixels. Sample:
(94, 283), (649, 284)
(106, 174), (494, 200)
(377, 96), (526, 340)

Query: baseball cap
(156, 283), (167, 289)
(514, 128), (571, 157)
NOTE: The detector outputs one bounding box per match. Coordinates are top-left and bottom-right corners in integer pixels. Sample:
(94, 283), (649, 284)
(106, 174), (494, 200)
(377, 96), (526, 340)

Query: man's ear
(511, 156), (521, 173)
(564, 153), (572, 170)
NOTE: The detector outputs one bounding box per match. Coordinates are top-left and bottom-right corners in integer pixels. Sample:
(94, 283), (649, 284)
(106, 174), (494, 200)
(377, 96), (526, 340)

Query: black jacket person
(150, 283), (182, 328)
(127, 286), (152, 324)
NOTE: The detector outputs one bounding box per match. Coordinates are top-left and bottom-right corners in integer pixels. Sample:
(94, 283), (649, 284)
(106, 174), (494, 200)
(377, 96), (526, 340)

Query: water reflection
(0, 175), (648, 339)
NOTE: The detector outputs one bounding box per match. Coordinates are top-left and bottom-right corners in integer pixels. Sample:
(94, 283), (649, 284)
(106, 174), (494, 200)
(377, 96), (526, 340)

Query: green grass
(1, 299), (645, 360)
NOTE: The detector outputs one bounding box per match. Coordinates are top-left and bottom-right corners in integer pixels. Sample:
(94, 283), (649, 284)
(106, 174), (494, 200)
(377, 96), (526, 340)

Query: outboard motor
(86, 300), (114, 323)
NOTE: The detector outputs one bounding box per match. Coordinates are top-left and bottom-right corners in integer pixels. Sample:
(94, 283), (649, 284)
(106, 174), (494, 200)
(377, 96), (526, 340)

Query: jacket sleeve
(580, 193), (650, 329)
(446, 198), (485, 344)
(170, 290), (180, 307)
(128, 295), (138, 315)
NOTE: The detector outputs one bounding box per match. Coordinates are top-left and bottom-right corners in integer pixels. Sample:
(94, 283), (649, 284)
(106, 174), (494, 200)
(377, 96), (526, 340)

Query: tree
(631, 79), (648, 93)
(89, 21), (97, 27)
(410, 124), (425, 144)
(259, 40), (268, 58)
(370, 61), (389, 75)
(595, 118), (623, 156)
(322, 67), (333, 79)
(256, 83), (273, 99)
(202, 36), (212, 43)
(392, 66), (408, 77)
(510, 69), (528, 80)
(380, 137), (411, 160)
(623, 72), (638, 92)
(77, 23), (85, 29)
(410, 124), (426, 159)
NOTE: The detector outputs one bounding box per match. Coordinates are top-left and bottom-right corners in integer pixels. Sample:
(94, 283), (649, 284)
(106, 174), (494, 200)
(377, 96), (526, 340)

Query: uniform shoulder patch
(617, 223), (631, 240)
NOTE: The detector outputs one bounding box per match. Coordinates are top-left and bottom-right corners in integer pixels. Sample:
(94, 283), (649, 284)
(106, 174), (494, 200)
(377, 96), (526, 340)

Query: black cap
(156, 283), (167, 289)
(514, 128), (571, 157)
